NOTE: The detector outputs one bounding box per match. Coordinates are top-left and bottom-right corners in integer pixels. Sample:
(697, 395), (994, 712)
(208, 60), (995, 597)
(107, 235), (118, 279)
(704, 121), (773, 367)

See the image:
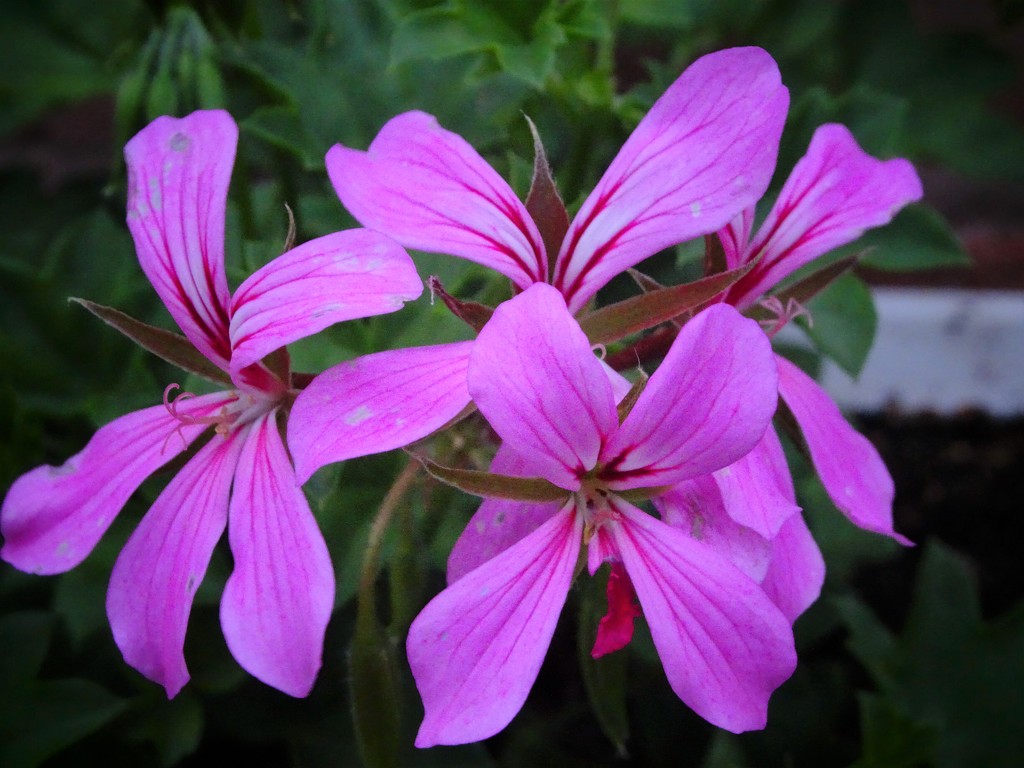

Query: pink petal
(288, 341), (473, 484)
(106, 431), (244, 698)
(601, 304), (777, 489)
(761, 512), (825, 623)
(327, 111), (546, 288)
(713, 426), (800, 539)
(125, 110), (236, 369)
(551, 47), (789, 311)
(1, 392), (237, 575)
(610, 500), (796, 732)
(728, 123), (924, 309)
(221, 411), (334, 697)
(654, 477), (773, 584)
(776, 355), (909, 543)
(718, 206), (757, 270)
(447, 443), (564, 584)
(469, 284), (617, 490)
(408, 505), (581, 747)
(591, 562), (641, 658)
(229, 230), (423, 374)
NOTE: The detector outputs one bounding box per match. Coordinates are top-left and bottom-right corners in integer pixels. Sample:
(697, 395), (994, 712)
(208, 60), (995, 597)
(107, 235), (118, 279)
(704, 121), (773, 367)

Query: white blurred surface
(819, 288), (1024, 416)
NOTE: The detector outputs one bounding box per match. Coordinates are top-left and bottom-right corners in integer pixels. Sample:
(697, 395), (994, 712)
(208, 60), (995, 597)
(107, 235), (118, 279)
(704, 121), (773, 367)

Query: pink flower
(287, 46), (789, 481)
(0, 110), (424, 698)
(407, 283), (797, 746)
(711, 124), (922, 544)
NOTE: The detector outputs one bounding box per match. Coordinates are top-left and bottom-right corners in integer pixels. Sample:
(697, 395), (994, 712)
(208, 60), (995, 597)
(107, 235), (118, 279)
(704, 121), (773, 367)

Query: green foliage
(839, 543), (1024, 768)
(0, 0), (1020, 765)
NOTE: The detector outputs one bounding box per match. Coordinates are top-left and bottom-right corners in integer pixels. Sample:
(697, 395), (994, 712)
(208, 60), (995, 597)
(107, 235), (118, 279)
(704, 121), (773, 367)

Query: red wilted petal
(592, 562), (641, 658)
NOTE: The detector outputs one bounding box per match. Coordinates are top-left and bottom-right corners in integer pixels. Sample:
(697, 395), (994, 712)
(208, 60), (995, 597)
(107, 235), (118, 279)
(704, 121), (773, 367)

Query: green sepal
(71, 298), (231, 385)
(523, 114), (569, 278)
(579, 261), (755, 345)
(409, 452), (569, 502)
(577, 568), (631, 755)
(427, 275), (494, 332)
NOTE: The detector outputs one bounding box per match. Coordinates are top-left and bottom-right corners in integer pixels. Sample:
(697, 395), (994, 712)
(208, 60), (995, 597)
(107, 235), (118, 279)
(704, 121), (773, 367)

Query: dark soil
(858, 409), (1024, 621)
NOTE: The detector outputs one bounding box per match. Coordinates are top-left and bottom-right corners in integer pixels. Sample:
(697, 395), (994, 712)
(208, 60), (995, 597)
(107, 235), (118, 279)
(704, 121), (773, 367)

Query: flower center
(575, 477), (619, 545)
(161, 383), (278, 451)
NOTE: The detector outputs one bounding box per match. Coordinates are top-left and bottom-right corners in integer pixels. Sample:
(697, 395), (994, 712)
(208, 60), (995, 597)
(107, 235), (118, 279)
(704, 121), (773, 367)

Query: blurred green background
(1, 1), (1022, 766)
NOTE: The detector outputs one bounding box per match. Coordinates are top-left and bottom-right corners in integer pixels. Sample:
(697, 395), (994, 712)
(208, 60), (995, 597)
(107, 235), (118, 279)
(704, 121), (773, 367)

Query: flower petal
(1, 392), (237, 575)
(229, 230), (423, 374)
(469, 284), (617, 490)
(408, 505), (581, 747)
(713, 426), (800, 539)
(654, 477), (772, 584)
(776, 355), (909, 543)
(327, 111), (546, 288)
(288, 341), (473, 483)
(601, 304), (777, 489)
(761, 512), (824, 623)
(221, 411), (334, 697)
(727, 123), (923, 309)
(552, 47), (788, 311)
(447, 443), (563, 584)
(125, 110), (236, 368)
(718, 206), (757, 270)
(106, 431), (244, 698)
(591, 562), (641, 658)
(611, 500), (796, 732)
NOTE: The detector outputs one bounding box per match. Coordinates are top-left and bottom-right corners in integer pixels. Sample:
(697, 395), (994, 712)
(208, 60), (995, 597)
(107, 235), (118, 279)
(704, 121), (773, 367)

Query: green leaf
(838, 542), (1024, 768)
(123, 691), (204, 767)
(0, 612), (126, 768)
(71, 298), (231, 385)
(802, 273), (877, 377)
(852, 693), (936, 768)
(859, 205), (970, 271)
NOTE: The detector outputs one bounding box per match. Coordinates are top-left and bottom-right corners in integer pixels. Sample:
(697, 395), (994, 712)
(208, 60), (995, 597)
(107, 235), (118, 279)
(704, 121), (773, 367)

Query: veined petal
(775, 355), (909, 543)
(221, 411), (334, 697)
(761, 512), (824, 623)
(469, 284), (617, 490)
(552, 47), (788, 311)
(125, 110), (236, 368)
(654, 477), (772, 584)
(602, 304), (777, 489)
(288, 342), (473, 484)
(718, 206), (756, 270)
(229, 230), (423, 374)
(611, 500), (796, 732)
(447, 443), (564, 584)
(409, 504), (581, 747)
(728, 123), (923, 309)
(106, 431), (244, 698)
(1, 391), (237, 575)
(713, 426), (800, 539)
(327, 111), (546, 288)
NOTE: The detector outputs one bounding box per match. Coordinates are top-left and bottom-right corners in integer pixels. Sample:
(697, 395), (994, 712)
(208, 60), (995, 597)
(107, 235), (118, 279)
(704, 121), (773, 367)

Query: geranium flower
(407, 283), (797, 746)
(288, 46), (789, 481)
(0, 110), (424, 698)
(709, 123), (922, 543)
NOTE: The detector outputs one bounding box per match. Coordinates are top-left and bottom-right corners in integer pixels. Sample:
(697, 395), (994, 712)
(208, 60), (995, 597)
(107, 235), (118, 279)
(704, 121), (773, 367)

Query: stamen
(592, 343), (607, 361)
(757, 295), (813, 338)
(160, 383), (239, 453)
